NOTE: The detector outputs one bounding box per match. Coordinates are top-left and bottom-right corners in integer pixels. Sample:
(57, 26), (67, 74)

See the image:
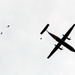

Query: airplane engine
(62, 34), (71, 40)
(54, 44), (63, 50)
(67, 37), (71, 40)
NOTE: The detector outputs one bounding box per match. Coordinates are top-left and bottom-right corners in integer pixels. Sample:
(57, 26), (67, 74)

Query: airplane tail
(40, 24), (49, 34)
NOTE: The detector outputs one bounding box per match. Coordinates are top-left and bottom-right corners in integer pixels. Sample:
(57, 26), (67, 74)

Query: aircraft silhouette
(40, 24), (75, 59)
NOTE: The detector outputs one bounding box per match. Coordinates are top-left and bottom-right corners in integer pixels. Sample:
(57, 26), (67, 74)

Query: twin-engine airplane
(40, 24), (75, 59)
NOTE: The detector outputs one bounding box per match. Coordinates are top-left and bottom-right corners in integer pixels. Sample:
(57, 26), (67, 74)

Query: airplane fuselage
(47, 31), (75, 52)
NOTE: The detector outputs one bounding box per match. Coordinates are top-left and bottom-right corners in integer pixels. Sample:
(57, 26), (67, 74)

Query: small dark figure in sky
(0, 25), (10, 35)
(40, 38), (42, 40)
(7, 25), (10, 28)
(1, 32), (3, 35)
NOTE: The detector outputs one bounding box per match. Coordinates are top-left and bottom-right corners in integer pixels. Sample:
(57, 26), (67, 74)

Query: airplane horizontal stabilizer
(40, 24), (49, 34)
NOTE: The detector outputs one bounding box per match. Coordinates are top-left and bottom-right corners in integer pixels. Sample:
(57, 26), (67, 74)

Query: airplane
(40, 24), (75, 59)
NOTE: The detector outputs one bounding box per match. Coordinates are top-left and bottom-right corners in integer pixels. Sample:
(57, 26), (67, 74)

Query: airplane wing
(47, 24), (75, 59)
(62, 24), (75, 41)
(47, 43), (61, 58)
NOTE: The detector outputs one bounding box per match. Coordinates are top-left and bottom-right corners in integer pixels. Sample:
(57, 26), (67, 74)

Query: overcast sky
(1, 0), (75, 75)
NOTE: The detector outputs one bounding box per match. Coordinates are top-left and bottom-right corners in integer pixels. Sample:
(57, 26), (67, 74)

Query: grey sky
(0, 0), (75, 75)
